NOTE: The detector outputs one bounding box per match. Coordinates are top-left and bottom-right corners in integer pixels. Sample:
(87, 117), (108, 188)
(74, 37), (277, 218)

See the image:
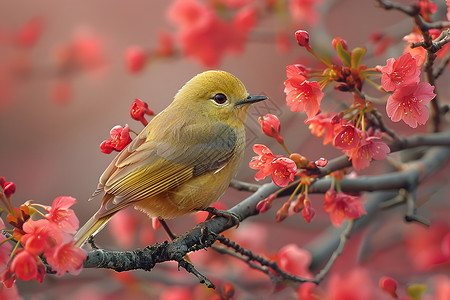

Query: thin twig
(313, 220), (355, 284)
(229, 179), (260, 192)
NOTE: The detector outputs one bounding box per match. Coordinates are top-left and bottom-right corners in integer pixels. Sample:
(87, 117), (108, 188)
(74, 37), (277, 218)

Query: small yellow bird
(74, 70), (266, 247)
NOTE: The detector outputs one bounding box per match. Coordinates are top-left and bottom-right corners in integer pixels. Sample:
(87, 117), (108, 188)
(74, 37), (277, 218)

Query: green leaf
(351, 47), (366, 69)
(406, 284), (427, 300)
(336, 41), (351, 67)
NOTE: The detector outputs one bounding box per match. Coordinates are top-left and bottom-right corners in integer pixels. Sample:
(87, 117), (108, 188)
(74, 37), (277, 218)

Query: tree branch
(80, 131), (450, 287)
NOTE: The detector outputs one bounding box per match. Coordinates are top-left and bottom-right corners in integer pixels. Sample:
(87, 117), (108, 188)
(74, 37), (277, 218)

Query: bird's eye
(213, 93), (227, 105)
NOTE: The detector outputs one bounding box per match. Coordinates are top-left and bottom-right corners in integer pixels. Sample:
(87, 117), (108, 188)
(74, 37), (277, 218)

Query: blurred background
(1, 0), (449, 299)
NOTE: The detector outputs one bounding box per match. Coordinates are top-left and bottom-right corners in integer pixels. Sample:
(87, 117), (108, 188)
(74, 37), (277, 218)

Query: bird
(74, 70), (267, 247)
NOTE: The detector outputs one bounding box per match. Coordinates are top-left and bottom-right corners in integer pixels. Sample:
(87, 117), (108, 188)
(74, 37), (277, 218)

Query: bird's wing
(93, 119), (238, 218)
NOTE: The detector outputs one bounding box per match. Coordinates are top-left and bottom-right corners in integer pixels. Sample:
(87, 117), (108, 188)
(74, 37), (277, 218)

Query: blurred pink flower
(386, 82), (435, 128)
(381, 53), (421, 92)
(403, 29), (443, 66)
(289, 0), (323, 25)
(379, 276), (398, 298)
(277, 244), (313, 278)
(168, 0), (256, 67)
(327, 267), (376, 300)
(405, 222), (450, 271)
(124, 46), (147, 74)
(108, 209), (139, 248)
(50, 80), (72, 105)
(159, 287), (193, 300)
(218, 0), (255, 8)
(15, 17), (44, 48)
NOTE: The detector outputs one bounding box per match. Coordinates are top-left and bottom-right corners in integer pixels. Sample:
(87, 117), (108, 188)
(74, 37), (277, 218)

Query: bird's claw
(203, 207), (241, 228)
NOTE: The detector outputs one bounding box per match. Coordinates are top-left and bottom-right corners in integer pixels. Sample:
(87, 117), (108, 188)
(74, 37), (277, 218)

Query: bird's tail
(73, 214), (114, 248)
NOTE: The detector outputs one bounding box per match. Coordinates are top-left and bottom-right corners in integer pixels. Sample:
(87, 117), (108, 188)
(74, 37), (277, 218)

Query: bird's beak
(235, 95), (267, 106)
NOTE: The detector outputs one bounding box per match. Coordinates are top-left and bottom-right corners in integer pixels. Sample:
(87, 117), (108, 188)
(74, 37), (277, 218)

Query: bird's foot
(203, 207), (241, 228)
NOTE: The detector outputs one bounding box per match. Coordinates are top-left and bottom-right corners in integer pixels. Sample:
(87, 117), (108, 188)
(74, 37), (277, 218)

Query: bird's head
(173, 70), (267, 126)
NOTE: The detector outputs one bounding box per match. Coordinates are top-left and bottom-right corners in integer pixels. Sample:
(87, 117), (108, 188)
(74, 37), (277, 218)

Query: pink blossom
(46, 242), (87, 276)
(21, 219), (62, 256)
(10, 251), (37, 281)
(44, 196), (79, 234)
(381, 53), (421, 91)
(305, 113), (336, 145)
(249, 144), (276, 181)
(286, 64), (311, 82)
(249, 145), (296, 186)
(10, 250), (45, 283)
(323, 189), (366, 227)
(100, 124), (132, 154)
(386, 82), (436, 128)
(343, 134), (390, 170)
(284, 78), (323, 118)
(333, 123), (360, 150)
(270, 157), (297, 187)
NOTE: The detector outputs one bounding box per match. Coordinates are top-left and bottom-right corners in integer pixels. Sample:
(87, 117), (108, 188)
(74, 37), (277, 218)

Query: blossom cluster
(380, 53), (436, 128)
(0, 177), (86, 288)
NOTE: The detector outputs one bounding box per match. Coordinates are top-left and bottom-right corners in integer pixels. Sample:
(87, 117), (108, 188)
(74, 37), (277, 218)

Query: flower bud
(301, 200), (315, 223)
(276, 201), (290, 222)
(222, 282), (235, 299)
(0, 177), (16, 198)
(379, 276), (398, 298)
(295, 30), (310, 48)
(332, 37), (348, 51)
(293, 194), (305, 213)
(258, 114), (283, 143)
(131, 98), (154, 126)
